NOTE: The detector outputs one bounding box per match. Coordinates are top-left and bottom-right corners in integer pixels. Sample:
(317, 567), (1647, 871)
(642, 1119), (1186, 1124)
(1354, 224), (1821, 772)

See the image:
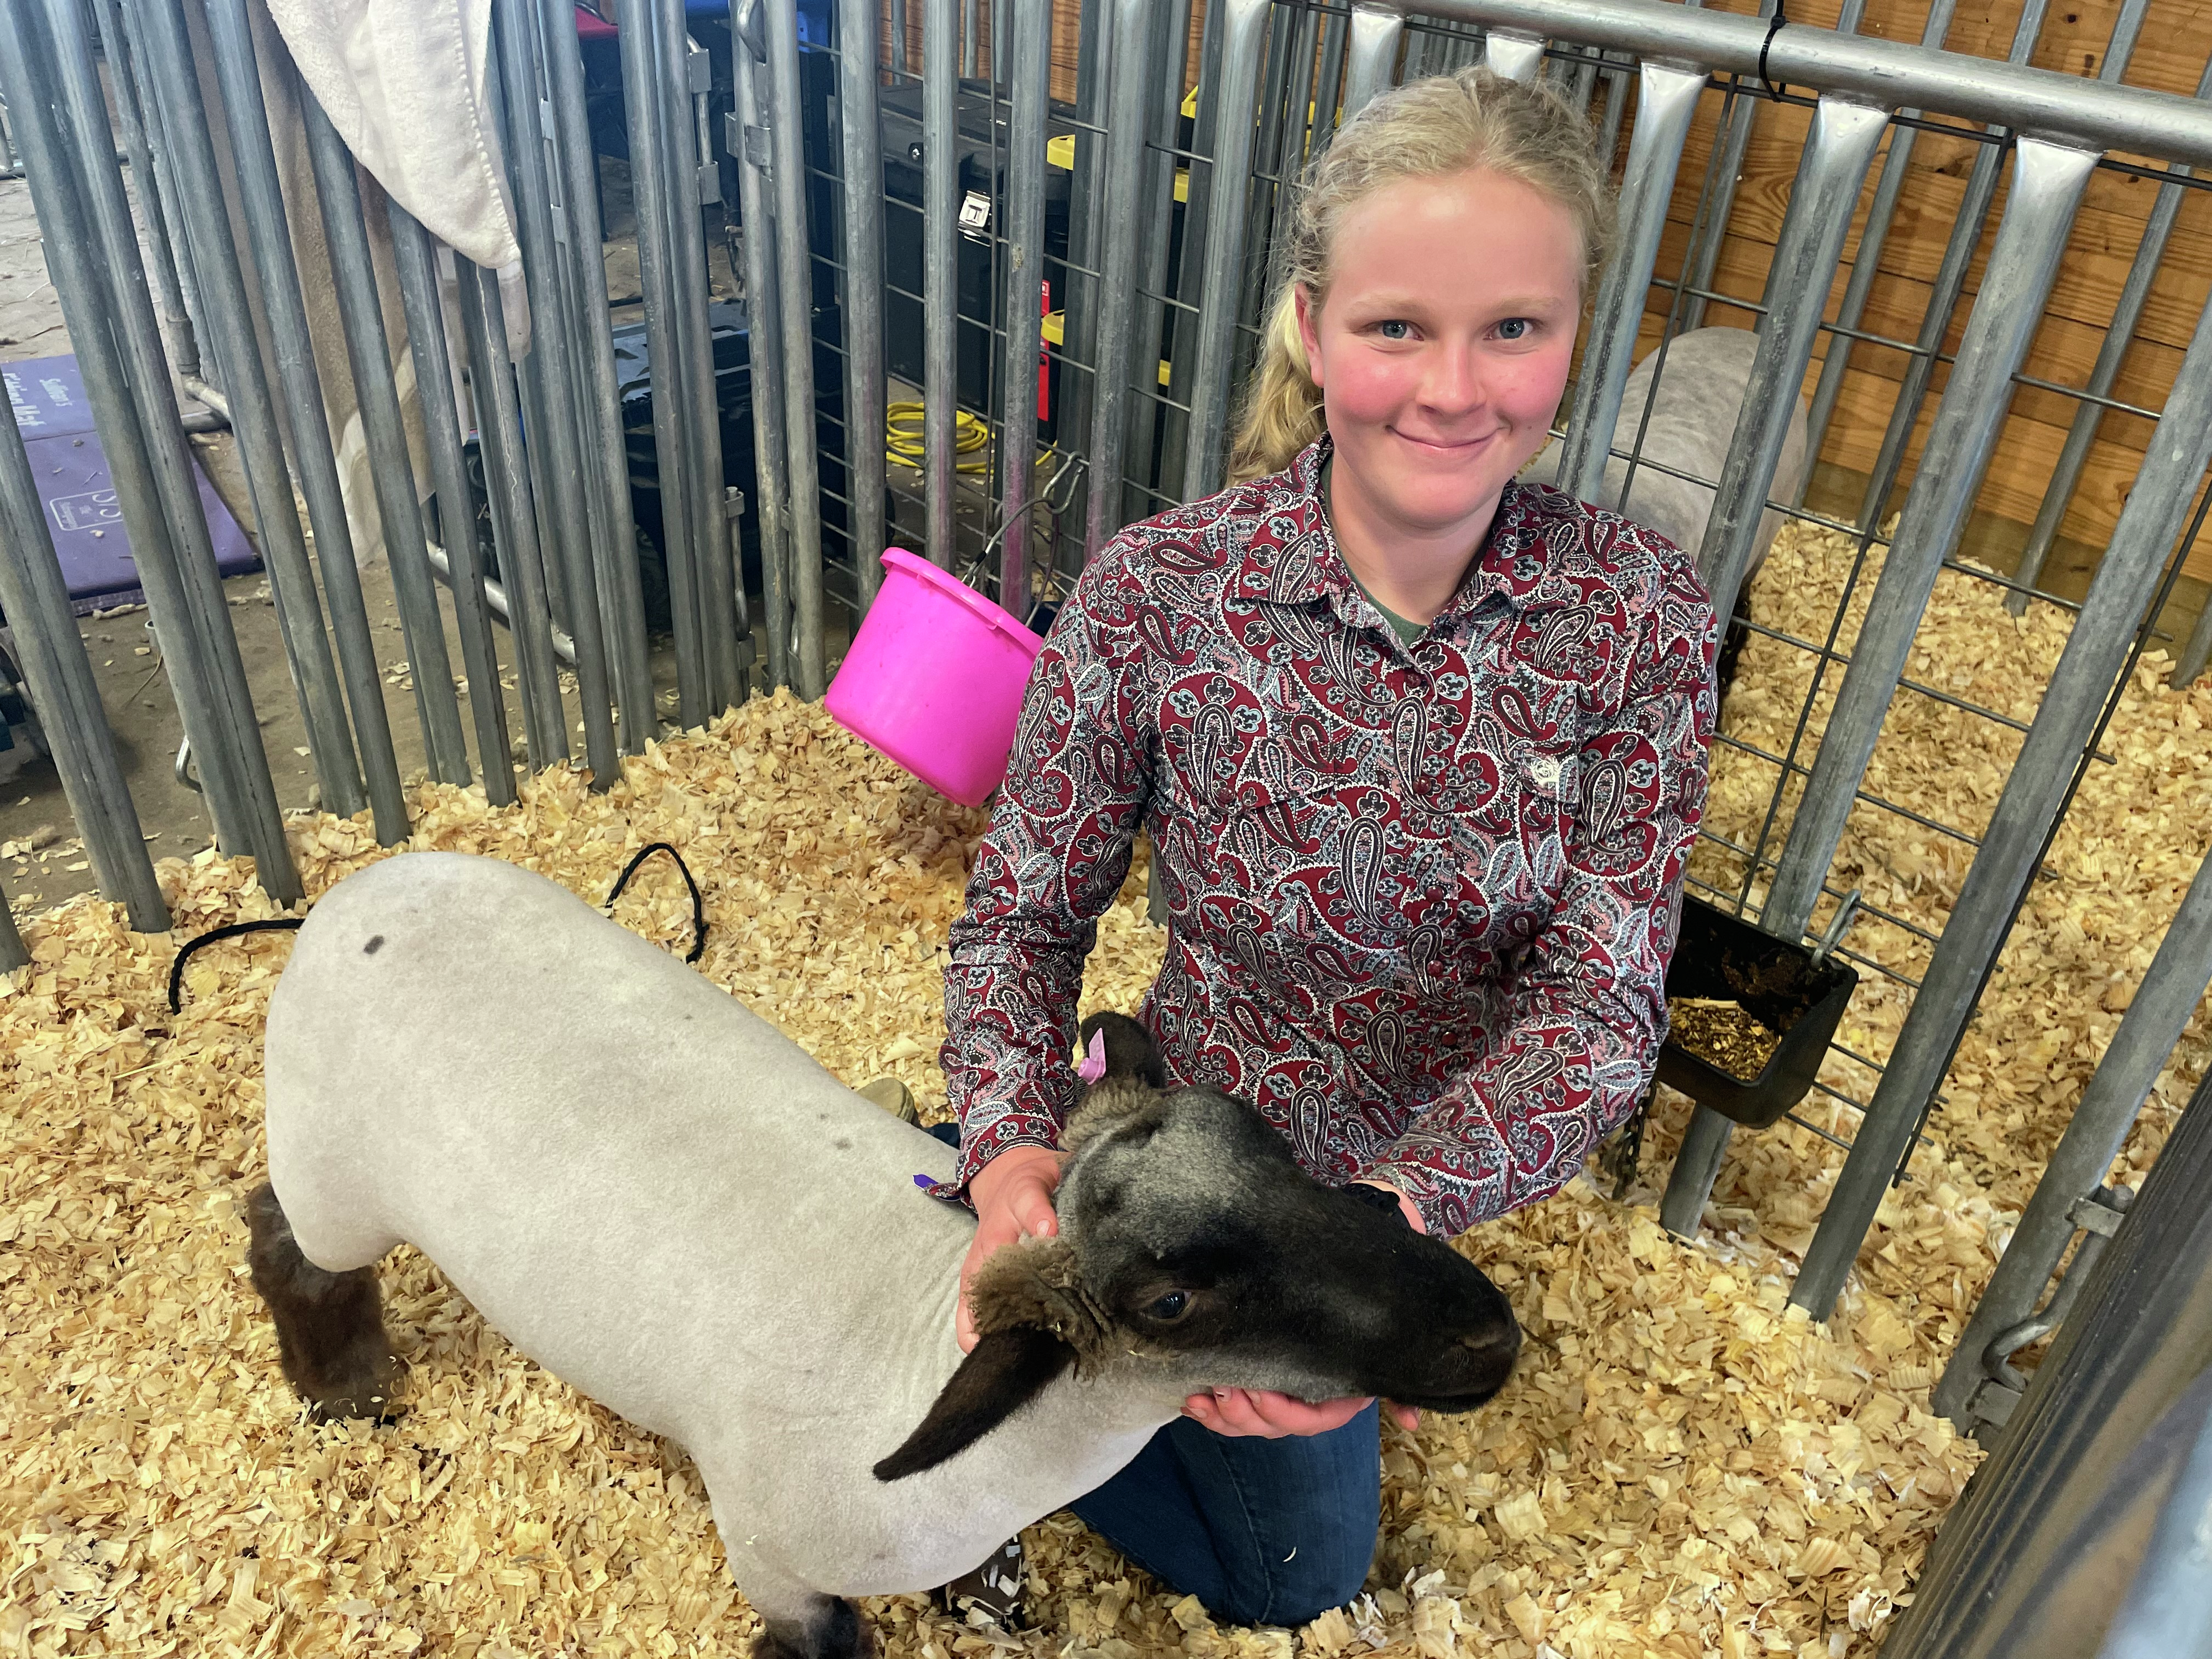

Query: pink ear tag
(1076, 1029), (1108, 1083)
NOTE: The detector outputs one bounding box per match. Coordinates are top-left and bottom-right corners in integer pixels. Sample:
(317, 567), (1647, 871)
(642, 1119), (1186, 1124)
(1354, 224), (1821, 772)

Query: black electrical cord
(166, 844), (711, 1013)
(1758, 1), (1790, 102)
(603, 841), (708, 964)
(167, 918), (305, 1014)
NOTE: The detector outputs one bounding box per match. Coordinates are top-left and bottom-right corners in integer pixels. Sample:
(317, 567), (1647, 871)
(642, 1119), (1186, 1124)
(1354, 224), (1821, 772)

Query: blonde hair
(1226, 67), (1616, 485)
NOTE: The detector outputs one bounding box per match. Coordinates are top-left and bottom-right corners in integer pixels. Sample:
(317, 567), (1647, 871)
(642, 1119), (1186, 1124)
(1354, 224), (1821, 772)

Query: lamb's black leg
(245, 1182), (401, 1422)
(753, 1597), (870, 1659)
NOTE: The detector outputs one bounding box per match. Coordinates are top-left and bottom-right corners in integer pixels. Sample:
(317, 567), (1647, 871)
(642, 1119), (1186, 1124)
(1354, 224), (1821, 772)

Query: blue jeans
(921, 1125), (1382, 1624)
(1068, 1404), (1383, 1627)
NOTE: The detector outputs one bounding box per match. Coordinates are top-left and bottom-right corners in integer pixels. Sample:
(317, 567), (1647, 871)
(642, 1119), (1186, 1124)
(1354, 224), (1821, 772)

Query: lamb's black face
(1055, 1086), (1522, 1412)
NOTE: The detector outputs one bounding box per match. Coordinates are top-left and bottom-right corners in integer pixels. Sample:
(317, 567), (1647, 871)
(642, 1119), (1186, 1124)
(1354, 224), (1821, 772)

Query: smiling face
(1295, 166), (1584, 551)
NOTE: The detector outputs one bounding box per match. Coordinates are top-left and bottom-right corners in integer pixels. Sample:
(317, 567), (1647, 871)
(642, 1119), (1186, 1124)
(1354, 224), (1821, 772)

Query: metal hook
(1811, 886), (1863, 967)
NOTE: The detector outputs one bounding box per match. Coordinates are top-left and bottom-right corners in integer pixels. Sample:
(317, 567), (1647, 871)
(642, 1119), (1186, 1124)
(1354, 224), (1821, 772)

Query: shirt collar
(1229, 435), (1568, 627)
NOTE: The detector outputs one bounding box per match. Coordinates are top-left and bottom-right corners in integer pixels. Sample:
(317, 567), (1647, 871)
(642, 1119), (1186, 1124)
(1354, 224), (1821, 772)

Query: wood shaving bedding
(3, 523), (2208, 1658)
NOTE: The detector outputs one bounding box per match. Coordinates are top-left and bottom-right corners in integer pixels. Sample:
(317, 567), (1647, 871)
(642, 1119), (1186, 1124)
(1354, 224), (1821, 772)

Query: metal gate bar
(2011, 53), (2212, 618)
(1761, 137), (2099, 941)
(299, 92), (474, 789)
(137, 0), (368, 817)
(2, 0), (299, 899)
(201, 0), (411, 840)
(387, 207), (517, 808)
(0, 373), (168, 932)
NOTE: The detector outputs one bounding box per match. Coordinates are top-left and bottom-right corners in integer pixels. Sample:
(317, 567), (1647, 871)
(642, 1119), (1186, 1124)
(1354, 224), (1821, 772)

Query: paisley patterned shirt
(935, 438), (1718, 1238)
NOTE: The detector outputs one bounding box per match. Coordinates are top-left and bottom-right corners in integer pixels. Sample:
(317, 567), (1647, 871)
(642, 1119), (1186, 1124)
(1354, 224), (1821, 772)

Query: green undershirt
(1349, 573), (1427, 648)
(1323, 459), (1427, 647)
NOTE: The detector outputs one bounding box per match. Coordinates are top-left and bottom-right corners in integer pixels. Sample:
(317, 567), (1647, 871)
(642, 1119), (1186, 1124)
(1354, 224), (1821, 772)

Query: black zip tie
(1759, 1), (1790, 102)
(168, 918), (305, 1014)
(605, 841), (708, 963)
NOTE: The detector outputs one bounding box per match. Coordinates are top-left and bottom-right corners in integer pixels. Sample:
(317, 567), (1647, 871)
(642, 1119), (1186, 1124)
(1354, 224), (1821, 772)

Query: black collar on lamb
(873, 1014), (1523, 1481)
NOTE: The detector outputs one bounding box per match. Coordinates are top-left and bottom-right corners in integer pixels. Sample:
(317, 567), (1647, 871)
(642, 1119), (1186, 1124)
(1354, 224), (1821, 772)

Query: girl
(932, 65), (1718, 1629)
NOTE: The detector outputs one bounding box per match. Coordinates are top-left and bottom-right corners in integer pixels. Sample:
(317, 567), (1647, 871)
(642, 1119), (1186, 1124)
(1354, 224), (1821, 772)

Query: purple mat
(4, 353), (259, 614)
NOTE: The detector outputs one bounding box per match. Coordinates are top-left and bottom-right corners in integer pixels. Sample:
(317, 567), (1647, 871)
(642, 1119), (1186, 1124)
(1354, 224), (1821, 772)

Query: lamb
(248, 852), (1522, 1659)
(1520, 325), (1811, 691)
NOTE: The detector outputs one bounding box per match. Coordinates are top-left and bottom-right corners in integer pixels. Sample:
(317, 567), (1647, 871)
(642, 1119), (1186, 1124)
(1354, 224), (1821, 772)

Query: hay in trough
(4, 517), (2209, 1659)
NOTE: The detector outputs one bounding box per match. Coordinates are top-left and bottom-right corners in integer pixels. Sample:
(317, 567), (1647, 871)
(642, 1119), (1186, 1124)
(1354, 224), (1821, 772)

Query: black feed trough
(1657, 896), (1859, 1130)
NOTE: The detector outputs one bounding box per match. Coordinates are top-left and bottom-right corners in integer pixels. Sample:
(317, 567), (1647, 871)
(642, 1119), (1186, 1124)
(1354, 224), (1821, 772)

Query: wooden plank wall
(1648, 0), (2212, 585)
(870, 0), (2212, 583)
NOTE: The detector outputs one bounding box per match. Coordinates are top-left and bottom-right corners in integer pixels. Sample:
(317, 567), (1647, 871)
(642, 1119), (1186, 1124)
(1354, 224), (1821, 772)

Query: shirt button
(1528, 755), (1561, 790)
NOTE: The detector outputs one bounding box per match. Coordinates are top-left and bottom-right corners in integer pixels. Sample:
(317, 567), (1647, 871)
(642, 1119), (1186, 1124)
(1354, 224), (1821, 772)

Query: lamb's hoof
(753, 1599), (870, 1659)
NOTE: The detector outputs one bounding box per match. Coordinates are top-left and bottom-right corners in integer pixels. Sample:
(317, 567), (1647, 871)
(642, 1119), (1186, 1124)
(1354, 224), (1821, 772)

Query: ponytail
(1226, 287), (1326, 486)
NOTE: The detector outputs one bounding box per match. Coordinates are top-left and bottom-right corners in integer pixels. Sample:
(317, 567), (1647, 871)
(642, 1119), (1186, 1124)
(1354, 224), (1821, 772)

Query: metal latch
(697, 163), (721, 205)
(686, 40), (712, 94)
(725, 486), (748, 520)
(958, 189), (992, 239)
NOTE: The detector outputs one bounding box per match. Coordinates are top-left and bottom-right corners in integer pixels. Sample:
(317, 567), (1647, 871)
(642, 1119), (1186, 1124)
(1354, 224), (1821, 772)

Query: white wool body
(261, 852), (1184, 1627)
(1520, 325), (1811, 591)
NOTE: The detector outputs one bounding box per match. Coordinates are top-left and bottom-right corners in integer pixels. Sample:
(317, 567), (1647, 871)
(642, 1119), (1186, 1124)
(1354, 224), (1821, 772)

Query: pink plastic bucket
(825, 547), (1046, 807)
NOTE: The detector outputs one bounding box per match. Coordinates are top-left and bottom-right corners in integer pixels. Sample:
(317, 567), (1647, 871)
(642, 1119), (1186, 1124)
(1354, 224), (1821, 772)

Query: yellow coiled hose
(886, 401), (990, 475)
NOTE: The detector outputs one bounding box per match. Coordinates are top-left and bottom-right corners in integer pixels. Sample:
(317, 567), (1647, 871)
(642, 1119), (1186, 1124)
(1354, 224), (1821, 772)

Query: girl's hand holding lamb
(957, 1145), (1064, 1352)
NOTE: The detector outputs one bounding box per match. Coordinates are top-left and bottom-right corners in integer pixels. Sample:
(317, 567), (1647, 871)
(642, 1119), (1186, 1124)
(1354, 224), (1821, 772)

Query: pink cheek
(1324, 360), (1416, 428)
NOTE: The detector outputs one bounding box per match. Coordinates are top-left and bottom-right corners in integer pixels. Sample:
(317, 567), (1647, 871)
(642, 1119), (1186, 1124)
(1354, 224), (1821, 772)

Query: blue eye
(1377, 320), (1411, 341)
(1498, 318), (1531, 341)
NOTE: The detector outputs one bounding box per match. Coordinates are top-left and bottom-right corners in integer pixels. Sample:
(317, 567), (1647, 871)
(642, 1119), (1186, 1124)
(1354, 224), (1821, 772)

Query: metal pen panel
(1083, 0), (1158, 559)
(963, 0), (978, 77)
(1764, 136), (2100, 950)
(838, 0), (889, 612)
(0, 385), (169, 931)
(1856, 0), (2056, 537)
(1182, 0), (1269, 500)
(0, 876), (23, 972)
(1128, 0), (1187, 524)
(1310, 4), (1349, 159)
(1483, 28), (1544, 84)
(1415, 0), (2212, 166)
(90, 0), (197, 382)
(1872, 1062), (2212, 1659)
(11, 0), (297, 899)
(922, 0), (961, 571)
(731, 7), (793, 691)
(611, 0), (707, 725)
(765, 0), (825, 697)
(1556, 59), (1705, 506)
(299, 93), (473, 789)
(494, 0), (619, 781)
(1340, 2), (1403, 124)
(1933, 837), (2212, 1430)
(2178, 597), (2212, 688)
(541, 0), (655, 753)
(388, 211), (516, 808)
(1657, 93), (1891, 1242)
(2012, 41), (2212, 615)
(1677, 0), (1791, 337)
(200, 0), (410, 842)
(660, 6), (745, 711)
(1779, 164), (2200, 1321)
(1158, 0), (1223, 503)
(457, 259), (571, 768)
(1059, 0), (1108, 492)
(995, 0), (1051, 609)
(133, 0), (365, 819)
(1697, 98), (1890, 620)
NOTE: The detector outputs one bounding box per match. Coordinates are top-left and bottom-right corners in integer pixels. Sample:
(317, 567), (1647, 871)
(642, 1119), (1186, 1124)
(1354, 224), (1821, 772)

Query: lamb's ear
(872, 1324), (1077, 1481)
(873, 1236), (1108, 1482)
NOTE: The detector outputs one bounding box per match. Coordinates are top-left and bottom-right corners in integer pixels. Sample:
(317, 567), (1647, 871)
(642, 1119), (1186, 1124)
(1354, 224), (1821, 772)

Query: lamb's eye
(1146, 1291), (1192, 1322)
